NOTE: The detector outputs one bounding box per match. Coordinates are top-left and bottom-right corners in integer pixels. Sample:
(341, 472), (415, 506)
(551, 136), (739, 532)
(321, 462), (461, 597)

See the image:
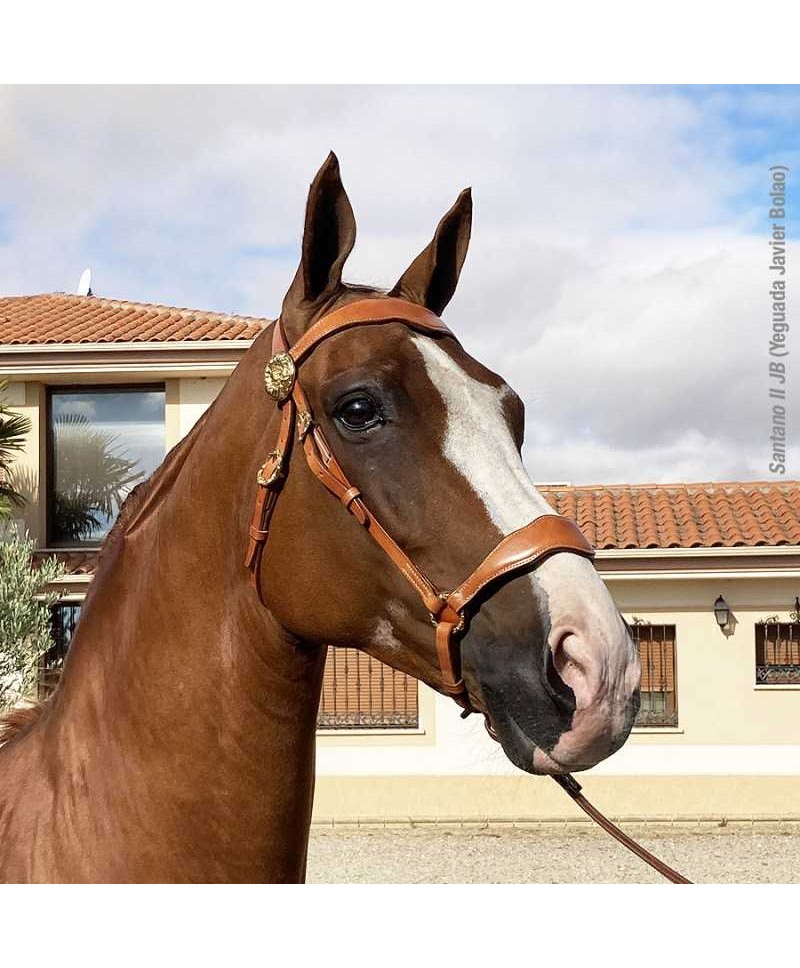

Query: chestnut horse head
(254, 152), (640, 775)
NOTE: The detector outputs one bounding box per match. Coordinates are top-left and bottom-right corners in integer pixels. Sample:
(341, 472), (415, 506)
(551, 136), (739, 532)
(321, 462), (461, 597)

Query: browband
(245, 297), (595, 711)
(289, 297), (452, 365)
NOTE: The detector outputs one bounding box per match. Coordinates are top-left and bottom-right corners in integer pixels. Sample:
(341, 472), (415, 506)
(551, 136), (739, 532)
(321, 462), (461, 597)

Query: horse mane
(0, 703), (45, 746)
(0, 407), (216, 745)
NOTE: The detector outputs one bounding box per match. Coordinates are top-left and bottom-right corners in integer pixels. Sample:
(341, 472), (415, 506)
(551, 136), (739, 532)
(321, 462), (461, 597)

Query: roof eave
(0, 340), (254, 380)
(0, 339), (255, 353)
(596, 545), (800, 559)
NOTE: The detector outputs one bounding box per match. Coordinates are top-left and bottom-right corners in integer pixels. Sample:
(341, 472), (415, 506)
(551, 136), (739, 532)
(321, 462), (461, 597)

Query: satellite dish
(76, 268), (93, 297)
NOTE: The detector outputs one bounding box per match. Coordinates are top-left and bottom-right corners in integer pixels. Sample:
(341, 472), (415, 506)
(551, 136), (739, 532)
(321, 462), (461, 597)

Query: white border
(3, 3), (799, 83)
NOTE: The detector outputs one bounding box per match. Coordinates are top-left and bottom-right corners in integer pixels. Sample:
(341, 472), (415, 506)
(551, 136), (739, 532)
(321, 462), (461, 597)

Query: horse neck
(43, 328), (326, 881)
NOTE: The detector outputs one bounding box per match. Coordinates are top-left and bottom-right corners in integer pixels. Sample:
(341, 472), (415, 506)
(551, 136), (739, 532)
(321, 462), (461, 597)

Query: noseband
(244, 296), (595, 712)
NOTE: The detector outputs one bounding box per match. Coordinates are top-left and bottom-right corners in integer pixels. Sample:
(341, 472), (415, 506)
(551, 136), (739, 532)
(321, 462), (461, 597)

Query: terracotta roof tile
(538, 481), (800, 550)
(0, 293), (268, 344)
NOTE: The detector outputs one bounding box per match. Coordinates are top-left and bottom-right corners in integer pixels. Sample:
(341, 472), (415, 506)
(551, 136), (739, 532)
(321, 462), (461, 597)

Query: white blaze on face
(410, 336), (553, 532)
(412, 335), (637, 748)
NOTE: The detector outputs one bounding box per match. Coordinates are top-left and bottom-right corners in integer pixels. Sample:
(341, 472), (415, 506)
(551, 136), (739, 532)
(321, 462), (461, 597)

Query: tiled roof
(539, 481), (800, 550)
(0, 293), (268, 344)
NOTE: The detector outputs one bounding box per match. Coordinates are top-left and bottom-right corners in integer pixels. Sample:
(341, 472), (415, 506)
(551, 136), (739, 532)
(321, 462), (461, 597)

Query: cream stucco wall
(612, 577), (800, 752)
(177, 377), (227, 438)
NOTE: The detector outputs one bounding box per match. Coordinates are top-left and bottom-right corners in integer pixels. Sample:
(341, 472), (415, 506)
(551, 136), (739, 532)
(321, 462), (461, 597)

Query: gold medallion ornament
(263, 352), (296, 402)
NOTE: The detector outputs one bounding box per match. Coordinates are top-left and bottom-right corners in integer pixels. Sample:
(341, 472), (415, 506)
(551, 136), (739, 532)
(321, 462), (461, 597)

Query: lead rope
(480, 715), (692, 883)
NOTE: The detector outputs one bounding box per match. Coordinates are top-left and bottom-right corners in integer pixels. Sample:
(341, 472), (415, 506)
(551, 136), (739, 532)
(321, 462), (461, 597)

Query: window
(318, 648), (419, 729)
(47, 386), (166, 546)
(630, 623), (678, 727)
(39, 602), (82, 698)
(756, 622), (800, 684)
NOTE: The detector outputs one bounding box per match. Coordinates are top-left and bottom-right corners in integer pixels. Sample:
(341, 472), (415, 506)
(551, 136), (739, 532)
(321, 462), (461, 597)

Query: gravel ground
(307, 823), (800, 883)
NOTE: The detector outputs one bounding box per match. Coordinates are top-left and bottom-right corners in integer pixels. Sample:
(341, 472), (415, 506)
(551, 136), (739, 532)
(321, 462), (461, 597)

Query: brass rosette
(263, 352), (296, 402)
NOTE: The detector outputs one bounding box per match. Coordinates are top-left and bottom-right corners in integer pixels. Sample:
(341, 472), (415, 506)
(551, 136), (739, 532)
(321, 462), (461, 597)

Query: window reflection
(49, 387), (166, 545)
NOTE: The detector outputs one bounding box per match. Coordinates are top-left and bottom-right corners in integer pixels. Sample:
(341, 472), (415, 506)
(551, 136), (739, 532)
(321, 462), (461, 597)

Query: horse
(0, 153), (640, 883)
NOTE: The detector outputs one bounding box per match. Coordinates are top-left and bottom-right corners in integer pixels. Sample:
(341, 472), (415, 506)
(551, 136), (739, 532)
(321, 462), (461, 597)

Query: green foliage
(51, 412), (143, 542)
(0, 529), (67, 710)
(0, 380), (30, 519)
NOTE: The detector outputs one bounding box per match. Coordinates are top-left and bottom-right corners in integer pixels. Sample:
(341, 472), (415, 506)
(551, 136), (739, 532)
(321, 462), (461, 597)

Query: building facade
(2, 292), (800, 823)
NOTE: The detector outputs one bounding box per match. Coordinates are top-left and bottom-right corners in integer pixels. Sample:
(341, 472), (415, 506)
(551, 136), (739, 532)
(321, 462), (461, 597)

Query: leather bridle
(244, 296), (692, 884)
(244, 296), (594, 713)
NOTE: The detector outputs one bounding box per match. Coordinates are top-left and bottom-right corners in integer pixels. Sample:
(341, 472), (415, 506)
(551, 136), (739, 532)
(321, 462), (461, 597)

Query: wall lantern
(714, 595), (730, 629)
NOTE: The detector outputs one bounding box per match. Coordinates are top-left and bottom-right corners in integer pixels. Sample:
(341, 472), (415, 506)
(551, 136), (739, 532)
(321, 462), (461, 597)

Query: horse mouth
(489, 708), (617, 776)
(487, 708), (561, 775)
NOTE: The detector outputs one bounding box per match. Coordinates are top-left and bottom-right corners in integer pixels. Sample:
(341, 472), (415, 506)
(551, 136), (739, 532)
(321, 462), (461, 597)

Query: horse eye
(336, 396), (383, 431)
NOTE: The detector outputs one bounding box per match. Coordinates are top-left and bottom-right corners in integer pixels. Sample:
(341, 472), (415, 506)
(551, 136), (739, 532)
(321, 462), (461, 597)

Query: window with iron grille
(755, 622), (800, 684)
(630, 623), (678, 727)
(39, 602), (82, 698)
(317, 648), (419, 729)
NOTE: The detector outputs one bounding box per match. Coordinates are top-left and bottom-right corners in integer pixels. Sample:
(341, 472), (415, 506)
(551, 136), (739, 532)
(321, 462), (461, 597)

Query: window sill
(631, 726), (684, 734)
(316, 727), (427, 737)
(37, 546), (101, 553)
(754, 684), (800, 691)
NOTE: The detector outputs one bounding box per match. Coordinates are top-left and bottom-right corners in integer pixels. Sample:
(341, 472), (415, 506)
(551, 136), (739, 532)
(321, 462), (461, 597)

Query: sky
(1, 85), (797, 485)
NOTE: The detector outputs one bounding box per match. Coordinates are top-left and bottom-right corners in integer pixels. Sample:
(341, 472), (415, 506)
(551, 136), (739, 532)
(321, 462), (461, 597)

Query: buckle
(297, 409), (314, 441)
(256, 449), (284, 487)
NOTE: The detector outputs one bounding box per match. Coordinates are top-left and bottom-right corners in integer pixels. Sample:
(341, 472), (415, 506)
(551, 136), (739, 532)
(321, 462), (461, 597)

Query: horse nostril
(544, 640), (577, 713)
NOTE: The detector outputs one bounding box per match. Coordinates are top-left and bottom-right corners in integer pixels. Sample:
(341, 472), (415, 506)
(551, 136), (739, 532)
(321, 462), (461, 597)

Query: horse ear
(282, 152), (356, 335)
(390, 188), (472, 316)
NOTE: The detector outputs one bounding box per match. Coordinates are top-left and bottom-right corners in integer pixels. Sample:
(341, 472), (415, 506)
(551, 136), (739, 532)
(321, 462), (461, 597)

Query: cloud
(52, 397), (97, 421)
(0, 85), (796, 483)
